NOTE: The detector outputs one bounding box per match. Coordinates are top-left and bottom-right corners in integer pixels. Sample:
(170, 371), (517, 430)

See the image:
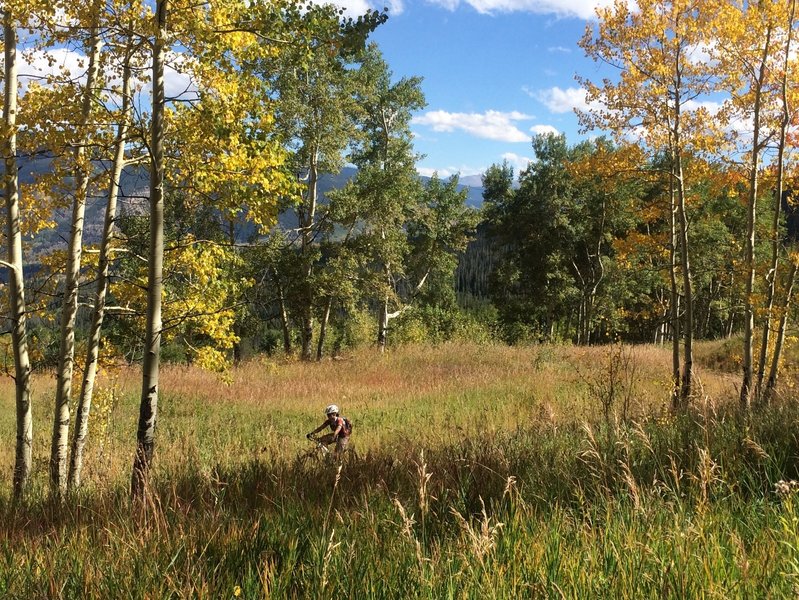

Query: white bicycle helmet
(324, 404), (339, 416)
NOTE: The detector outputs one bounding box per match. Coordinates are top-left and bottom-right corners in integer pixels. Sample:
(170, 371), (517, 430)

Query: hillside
(14, 157), (484, 253)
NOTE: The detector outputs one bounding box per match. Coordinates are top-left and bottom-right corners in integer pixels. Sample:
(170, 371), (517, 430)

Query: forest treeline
(1, 0), (799, 500)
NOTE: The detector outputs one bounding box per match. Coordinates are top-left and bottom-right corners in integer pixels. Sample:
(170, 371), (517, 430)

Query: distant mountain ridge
(11, 156), (484, 253)
(316, 166), (484, 208)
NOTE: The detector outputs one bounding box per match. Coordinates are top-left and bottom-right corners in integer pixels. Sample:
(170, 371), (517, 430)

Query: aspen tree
(579, 0), (717, 404)
(349, 46), (424, 352)
(130, 0), (295, 494)
(50, 0), (105, 496)
(2, 4), (33, 498)
(273, 4), (364, 361)
(708, 0), (782, 409)
(69, 26), (141, 490)
(132, 0), (167, 499)
(759, 0), (799, 403)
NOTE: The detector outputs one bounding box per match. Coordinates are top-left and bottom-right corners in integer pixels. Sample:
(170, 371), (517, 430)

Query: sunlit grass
(0, 341), (795, 597)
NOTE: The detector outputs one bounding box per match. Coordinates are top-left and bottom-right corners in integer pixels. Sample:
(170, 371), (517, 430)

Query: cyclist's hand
(306, 433), (312, 440)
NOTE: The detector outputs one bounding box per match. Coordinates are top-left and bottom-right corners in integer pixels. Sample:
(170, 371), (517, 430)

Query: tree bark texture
(758, 8), (794, 403)
(3, 13), (33, 498)
(316, 296), (332, 361)
(69, 43), (133, 490)
(300, 152), (318, 361)
(668, 164), (681, 410)
(766, 261), (798, 401)
(132, 0), (167, 499)
(51, 7), (102, 495)
(740, 28), (771, 411)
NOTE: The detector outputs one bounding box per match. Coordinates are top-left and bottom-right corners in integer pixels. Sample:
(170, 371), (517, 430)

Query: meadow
(0, 341), (798, 598)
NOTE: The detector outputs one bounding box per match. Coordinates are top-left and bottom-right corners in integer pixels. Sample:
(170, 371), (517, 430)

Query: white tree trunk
(132, 0), (167, 499)
(69, 42), (134, 490)
(300, 151), (318, 361)
(758, 7), (794, 403)
(51, 5), (103, 495)
(766, 262), (798, 400)
(667, 166), (681, 409)
(740, 28), (771, 410)
(3, 12), (33, 498)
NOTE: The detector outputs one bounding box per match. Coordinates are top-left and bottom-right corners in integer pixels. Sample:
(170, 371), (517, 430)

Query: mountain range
(14, 158), (484, 254)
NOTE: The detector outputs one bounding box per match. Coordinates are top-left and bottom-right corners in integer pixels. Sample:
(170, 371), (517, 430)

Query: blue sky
(334, 0), (613, 185)
(18, 1), (612, 187)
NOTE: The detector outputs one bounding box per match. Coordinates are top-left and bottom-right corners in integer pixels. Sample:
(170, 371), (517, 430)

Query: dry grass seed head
(450, 498), (504, 564)
(321, 529), (341, 591)
(393, 498), (416, 540)
(743, 437), (770, 462)
(619, 459), (641, 511)
(632, 420), (654, 455)
(692, 447), (722, 508)
(416, 451), (433, 516)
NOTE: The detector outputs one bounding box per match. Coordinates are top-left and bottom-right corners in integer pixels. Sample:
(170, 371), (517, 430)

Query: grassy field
(0, 341), (798, 598)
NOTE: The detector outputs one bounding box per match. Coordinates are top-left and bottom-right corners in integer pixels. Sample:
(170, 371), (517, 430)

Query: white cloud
(418, 164), (484, 178)
(534, 86), (593, 114)
(19, 47), (87, 90)
(683, 99), (722, 115)
(16, 46), (197, 105)
(687, 41), (719, 66)
(425, 0), (616, 19)
(501, 151), (533, 171)
(417, 166), (443, 177)
(412, 109), (533, 142)
(531, 124), (559, 136)
(163, 52), (198, 101)
(547, 46), (571, 53)
(325, 0), (403, 15)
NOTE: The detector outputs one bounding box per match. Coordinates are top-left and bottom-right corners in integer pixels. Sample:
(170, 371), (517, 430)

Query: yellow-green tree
(69, 11), (146, 490)
(131, 0), (169, 499)
(758, 0), (799, 402)
(47, 0), (106, 497)
(708, 0), (786, 409)
(132, 0), (296, 496)
(579, 0), (719, 405)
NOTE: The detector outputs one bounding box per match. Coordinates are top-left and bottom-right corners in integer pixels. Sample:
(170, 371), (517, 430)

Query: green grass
(0, 342), (797, 598)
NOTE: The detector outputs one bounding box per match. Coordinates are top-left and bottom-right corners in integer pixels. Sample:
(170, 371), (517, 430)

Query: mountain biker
(306, 404), (351, 455)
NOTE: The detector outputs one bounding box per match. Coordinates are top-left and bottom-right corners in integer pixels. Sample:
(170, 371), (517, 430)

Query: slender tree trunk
(756, 185), (783, 403)
(132, 0), (167, 499)
(275, 271), (292, 355)
(758, 8), (794, 403)
(740, 28), (771, 411)
(316, 296), (333, 361)
(3, 13), (33, 498)
(674, 148), (694, 403)
(69, 44), (134, 490)
(668, 169), (681, 410)
(300, 151), (319, 361)
(765, 261), (798, 401)
(225, 219), (242, 365)
(726, 269), (736, 338)
(377, 258), (391, 352)
(378, 296), (389, 353)
(51, 5), (102, 496)
(705, 279), (717, 338)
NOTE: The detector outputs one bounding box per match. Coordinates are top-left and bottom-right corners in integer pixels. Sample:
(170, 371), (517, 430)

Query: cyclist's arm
(331, 422), (343, 440)
(307, 423), (326, 437)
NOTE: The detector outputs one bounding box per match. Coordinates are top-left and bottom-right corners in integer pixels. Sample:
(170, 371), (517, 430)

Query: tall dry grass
(0, 341), (794, 598)
(0, 341), (732, 492)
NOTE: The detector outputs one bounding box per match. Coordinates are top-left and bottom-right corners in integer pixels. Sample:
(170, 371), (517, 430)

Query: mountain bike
(295, 435), (333, 467)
